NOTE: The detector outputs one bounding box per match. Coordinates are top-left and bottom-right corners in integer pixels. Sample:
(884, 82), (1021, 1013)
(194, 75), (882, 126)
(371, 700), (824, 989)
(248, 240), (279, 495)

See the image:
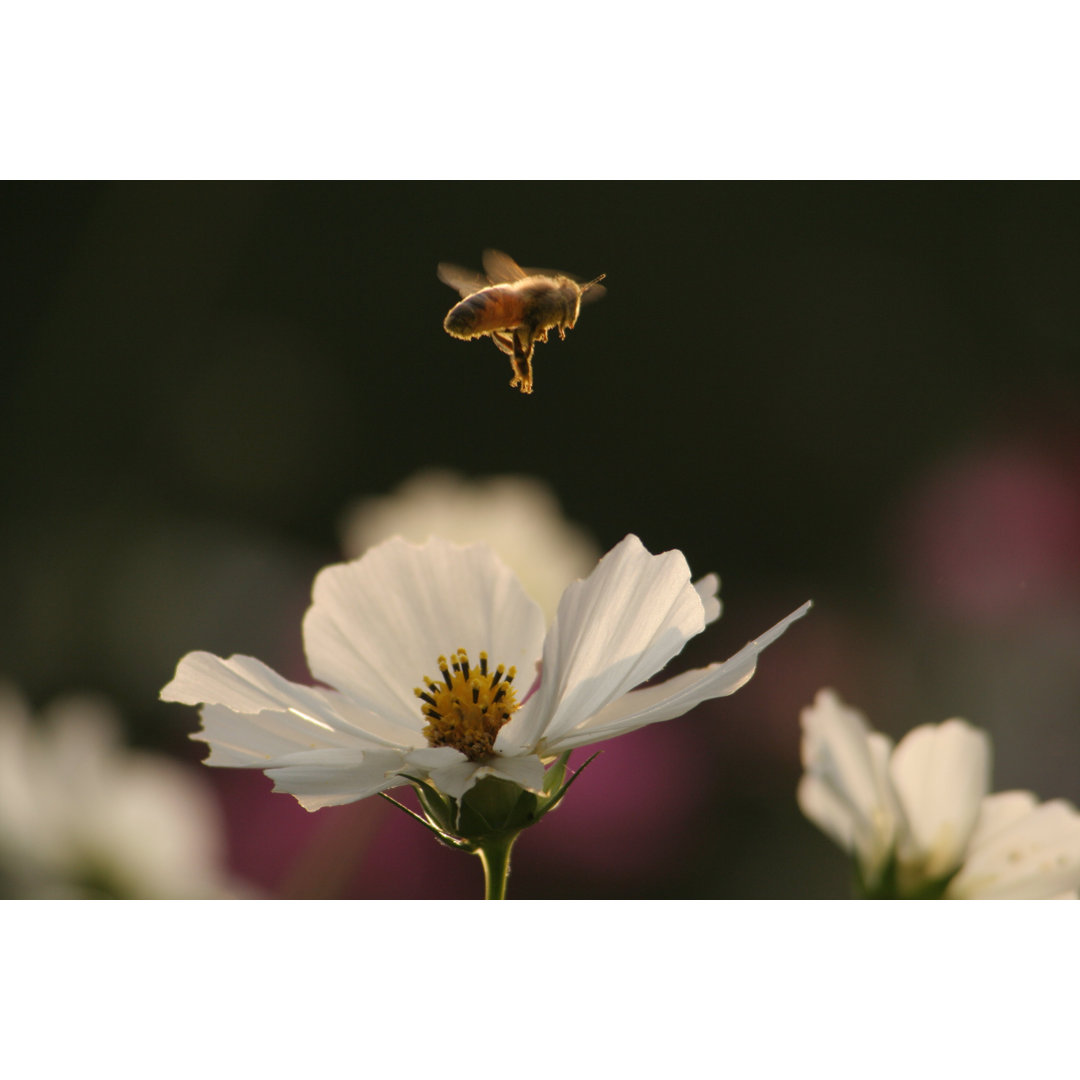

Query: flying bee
(438, 249), (606, 394)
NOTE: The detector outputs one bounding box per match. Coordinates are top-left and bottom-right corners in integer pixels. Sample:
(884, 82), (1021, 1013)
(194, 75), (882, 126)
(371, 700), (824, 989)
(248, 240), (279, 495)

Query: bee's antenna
(581, 273), (606, 294)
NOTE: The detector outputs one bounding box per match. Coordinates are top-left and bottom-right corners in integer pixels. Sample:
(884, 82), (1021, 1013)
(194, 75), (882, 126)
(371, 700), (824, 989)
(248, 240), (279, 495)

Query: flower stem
(476, 833), (519, 900)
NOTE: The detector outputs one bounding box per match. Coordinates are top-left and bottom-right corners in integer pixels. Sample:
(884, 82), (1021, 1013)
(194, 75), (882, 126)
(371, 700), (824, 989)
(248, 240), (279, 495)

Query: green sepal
(542, 751), (572, 796)
(409, 776), (457, 835)
(377, 790), (471, 851)
(390, 754), (601, 855)
(901, 875), (953, 900)
(455, 776), (542, 845)
(853, 851), (898, 899)
(853, 853), (954, 900)
(542, 751), (600, 814)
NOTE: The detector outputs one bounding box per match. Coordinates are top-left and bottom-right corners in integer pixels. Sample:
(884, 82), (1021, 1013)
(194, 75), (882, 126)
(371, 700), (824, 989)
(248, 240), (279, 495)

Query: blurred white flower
(340, 470), (601, 622)
(0, 685), (239, 898)
(799, 689), (1080, 898)
(163, 534), (809, 810)
(946, 791), (1080, 899)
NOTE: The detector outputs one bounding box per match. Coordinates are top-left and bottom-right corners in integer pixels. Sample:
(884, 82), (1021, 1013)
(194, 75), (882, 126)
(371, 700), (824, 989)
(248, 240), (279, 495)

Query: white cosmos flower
(799, 689), (1080, 899)
(162, 534), (810, 811)
(0, 685), (239, 898)
(946, 792), (1080, 899)
(340, 470), (601, 622)
(796, 690), (907, 889)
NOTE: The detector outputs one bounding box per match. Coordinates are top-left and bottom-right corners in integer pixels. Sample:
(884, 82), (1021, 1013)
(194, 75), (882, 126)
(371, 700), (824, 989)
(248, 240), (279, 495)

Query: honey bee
(438, 250), (606, 394)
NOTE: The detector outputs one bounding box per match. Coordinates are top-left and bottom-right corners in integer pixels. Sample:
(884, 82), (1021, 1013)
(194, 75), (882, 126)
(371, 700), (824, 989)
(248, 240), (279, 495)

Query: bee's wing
(437, 262), (490, 298)
(481, 250), (529, 283)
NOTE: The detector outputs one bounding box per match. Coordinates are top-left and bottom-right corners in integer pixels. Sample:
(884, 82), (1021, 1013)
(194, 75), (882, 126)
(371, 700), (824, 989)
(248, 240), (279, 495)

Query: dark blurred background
(2, 181), (1078, 898)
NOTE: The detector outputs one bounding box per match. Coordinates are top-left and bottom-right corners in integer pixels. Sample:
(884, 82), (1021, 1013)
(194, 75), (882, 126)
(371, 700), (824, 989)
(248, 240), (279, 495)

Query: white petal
(424, 759), (488, 800)
(694, 573), (722, 625)
(163, 650), (335, 718)
(400, 743), (546, 799)
(947, 798), (1080, 899)
(963, 790), (1039, 849)
(193, 704), (361, 766)
(162, 651), (415, 749)
(487, 753), (547, 792)
(890, 719), (990, 880)
(796, 689), (900, 881)
(800, 690), (876, 778)
(402, 746), (469, 772)
(419, 749), (546, 800)
(264, 747), (410, 811)
(536, 601), (812, 753)
(798, 774), (858, 853)
(505, 535), (707, 752)
(302, 537), (546, 731)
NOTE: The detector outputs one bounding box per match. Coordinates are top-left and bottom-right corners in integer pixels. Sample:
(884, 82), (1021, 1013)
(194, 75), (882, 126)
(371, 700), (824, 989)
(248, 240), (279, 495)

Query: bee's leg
(510, 353), (534, 394)
(491, 331), (514, 356)
(508, 330), (535, 394)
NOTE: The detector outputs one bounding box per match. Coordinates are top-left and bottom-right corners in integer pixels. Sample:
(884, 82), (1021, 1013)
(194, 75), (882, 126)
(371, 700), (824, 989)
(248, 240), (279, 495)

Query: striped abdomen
(443, 286), (528, 339)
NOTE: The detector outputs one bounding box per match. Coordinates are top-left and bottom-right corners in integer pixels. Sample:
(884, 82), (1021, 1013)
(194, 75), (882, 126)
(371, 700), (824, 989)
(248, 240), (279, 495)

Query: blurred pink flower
(891, 444), (1080, 623)
(516, 725), (711, 887)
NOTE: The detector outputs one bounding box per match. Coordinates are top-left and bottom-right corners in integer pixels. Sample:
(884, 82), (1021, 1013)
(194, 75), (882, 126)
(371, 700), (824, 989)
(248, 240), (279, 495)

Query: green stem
(476, 833), (519, 900)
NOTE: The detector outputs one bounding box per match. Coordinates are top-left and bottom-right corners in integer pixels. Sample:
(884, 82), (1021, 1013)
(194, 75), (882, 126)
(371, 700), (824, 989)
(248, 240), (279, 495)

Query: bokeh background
(2, 181), (1078, 898)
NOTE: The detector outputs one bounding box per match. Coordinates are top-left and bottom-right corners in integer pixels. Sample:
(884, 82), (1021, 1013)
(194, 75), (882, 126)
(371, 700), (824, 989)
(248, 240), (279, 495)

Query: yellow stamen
(414, 647), (519, 760)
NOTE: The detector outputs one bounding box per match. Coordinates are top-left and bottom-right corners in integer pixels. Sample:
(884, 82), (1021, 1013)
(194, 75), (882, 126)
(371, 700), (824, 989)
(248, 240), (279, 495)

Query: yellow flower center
(415, 648), (519, 761)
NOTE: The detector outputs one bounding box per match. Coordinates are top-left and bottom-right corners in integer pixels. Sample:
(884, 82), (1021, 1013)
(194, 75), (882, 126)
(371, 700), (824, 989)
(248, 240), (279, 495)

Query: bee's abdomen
(444, 286), (523, 339)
